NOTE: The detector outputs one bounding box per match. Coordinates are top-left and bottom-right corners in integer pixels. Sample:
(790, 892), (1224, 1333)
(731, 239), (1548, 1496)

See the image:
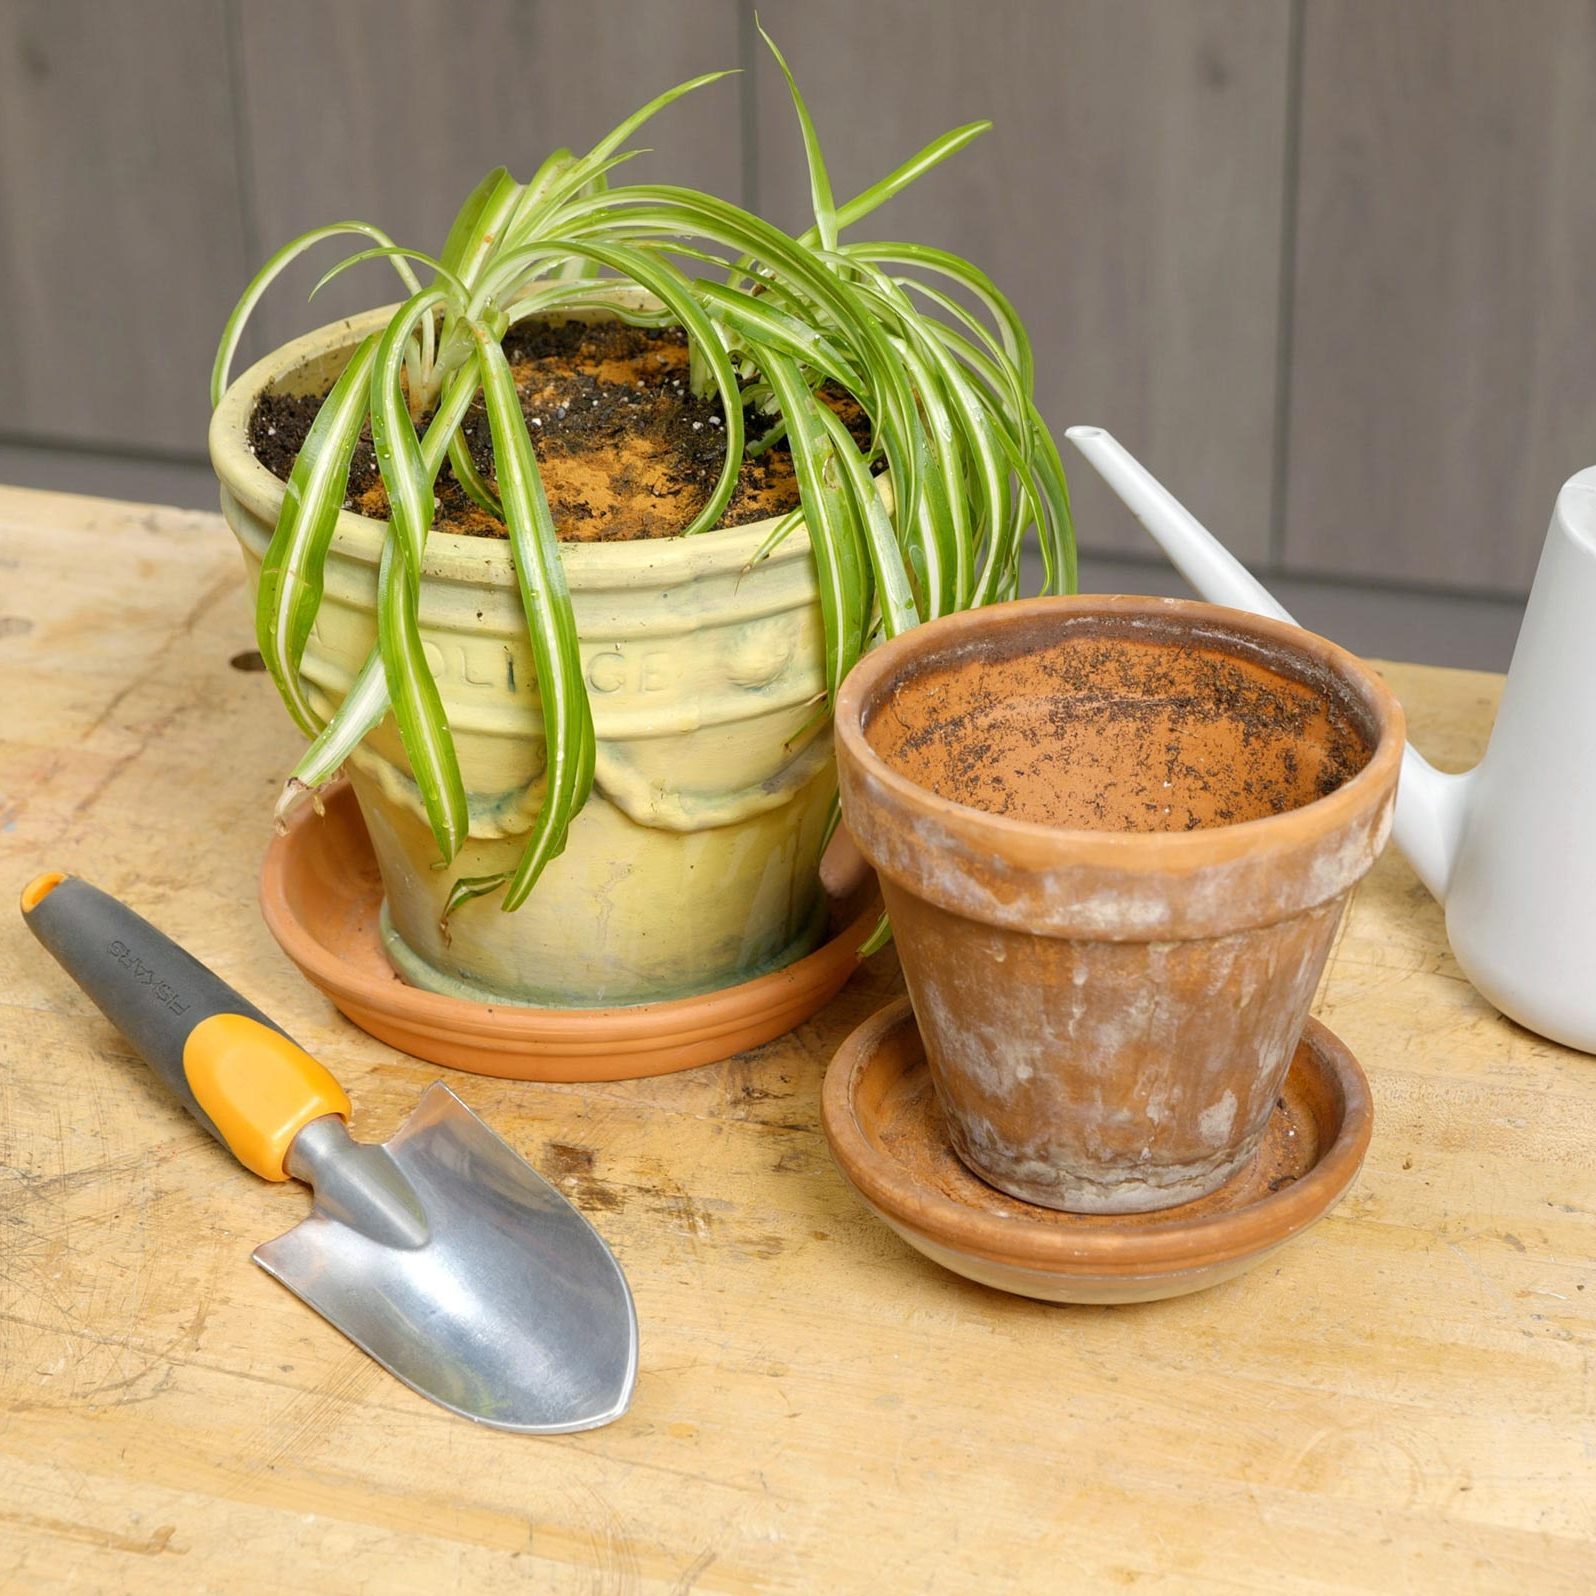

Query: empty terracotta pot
(835, 596), (1404, 1214)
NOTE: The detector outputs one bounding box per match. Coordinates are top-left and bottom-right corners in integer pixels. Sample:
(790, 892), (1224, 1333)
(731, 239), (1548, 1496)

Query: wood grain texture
(0, 2), (249, 454)
(232, 0), (746, 355)
(1284, 0), (1596, 590)
(1, 486), (1593, 1591)
(750, 0), (1292, 563)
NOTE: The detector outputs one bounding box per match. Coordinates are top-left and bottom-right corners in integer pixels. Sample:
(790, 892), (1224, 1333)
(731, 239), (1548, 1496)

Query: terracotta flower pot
(210, 302), (832, 1008)
(835, 596), (1404, 1214)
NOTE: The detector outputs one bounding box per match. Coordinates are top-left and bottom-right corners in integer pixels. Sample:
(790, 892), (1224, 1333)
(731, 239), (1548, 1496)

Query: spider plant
(212, 29), (1075, 923)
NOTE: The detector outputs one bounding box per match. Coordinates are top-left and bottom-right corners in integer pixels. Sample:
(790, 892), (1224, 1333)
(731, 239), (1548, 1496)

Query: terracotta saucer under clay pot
(259, 781), (880, 1082)
(822, 999), (1373, 1305)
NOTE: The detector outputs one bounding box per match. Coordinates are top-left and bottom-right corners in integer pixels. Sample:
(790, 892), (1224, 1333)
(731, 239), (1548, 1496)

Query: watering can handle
(20, 872), (349, 1181)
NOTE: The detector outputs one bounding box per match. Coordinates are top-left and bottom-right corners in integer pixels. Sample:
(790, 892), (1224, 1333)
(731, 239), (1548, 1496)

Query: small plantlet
(213, 30), (1074, 920)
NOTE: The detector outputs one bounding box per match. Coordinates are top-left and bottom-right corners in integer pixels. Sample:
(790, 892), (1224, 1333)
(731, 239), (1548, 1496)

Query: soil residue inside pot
(248, 319), (870, 542)
(865, 631), (1373, 832)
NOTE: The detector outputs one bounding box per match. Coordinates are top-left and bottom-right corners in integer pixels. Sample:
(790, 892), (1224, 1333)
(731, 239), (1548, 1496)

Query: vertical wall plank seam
(1267, 0), (1307, 573)
(737, 1), (760, 213)
(221, 1), (262, 334)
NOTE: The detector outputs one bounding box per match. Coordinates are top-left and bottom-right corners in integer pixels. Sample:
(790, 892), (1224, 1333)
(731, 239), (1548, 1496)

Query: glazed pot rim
(834, 594), (1406, 875)
(822, 999), (1374, 1273)
(207, 294), (811, 587)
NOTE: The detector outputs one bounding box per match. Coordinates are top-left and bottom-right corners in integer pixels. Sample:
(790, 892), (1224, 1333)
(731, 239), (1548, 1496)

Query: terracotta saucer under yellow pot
(259, 781), (880, 1082)
(821, 998), (1373, 1304)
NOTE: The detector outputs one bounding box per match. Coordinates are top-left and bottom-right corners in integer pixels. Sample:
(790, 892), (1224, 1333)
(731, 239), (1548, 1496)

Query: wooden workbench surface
(1, 486), (1591, 1593)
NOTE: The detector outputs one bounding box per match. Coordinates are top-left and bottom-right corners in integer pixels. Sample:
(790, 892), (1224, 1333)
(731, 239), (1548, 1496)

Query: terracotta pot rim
(207, 295), (811, 588)
(834, 594), (1406, 874)
(822, 998), (1374, 1274)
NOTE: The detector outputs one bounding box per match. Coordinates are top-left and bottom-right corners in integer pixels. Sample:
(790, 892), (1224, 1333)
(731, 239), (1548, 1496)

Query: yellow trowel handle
(20, 873), (349, 1180)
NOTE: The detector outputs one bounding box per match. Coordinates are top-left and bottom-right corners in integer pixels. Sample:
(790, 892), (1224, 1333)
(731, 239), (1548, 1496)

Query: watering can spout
(1063, 425), (1471, 901)
(1064, 427), (1294, 627)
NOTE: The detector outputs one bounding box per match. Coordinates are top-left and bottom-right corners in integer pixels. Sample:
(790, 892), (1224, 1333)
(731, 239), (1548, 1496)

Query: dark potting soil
(248, 319), (871, 542)
(866, 631), (1375, 834)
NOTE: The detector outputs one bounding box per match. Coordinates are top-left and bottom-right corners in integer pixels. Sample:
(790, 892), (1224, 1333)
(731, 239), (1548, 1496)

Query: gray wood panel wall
(1, 0), (1592, 607)
(1284, 0), (1596, 593)
(753, 0), (1292, 561)
(233, 0), (745, 353)
(0, 1), (249, 454)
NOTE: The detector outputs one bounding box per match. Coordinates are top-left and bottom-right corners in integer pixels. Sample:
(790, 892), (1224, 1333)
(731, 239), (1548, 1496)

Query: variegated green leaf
(287, 647), (390, 792)
(760, 349), (868, 699)
(255, 332), (380, 735)
(369, 288), (470, 860)
(826, 122), (991, 237)
(211, 221), (420, 407)
(309, 245), (466, 305)
(376, 538), (469, 861)
(464, 324), (595, 911)
(814, 404), (919, 639)
(447, 428), (503, 521)
(758, 23), (837, 251)
(441, 165), (520, 285)
(370, 287), (454, 578)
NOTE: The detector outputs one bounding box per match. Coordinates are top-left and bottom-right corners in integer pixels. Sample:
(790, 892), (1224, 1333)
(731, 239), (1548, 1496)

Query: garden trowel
(20, 872), (637, 1434)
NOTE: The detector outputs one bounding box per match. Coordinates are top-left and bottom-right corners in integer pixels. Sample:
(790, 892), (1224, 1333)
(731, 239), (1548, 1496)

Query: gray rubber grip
(22, 876), (293, 1155)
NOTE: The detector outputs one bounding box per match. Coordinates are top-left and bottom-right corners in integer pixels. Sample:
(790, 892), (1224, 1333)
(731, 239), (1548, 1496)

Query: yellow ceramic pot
(209, 302), (833, 1007)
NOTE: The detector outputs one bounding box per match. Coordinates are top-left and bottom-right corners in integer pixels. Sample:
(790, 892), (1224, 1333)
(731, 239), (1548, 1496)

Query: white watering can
(1067, 424), (1596, 1055)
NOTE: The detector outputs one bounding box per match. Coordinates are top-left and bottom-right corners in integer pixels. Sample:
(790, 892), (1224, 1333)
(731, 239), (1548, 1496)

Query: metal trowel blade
(252, 1083), (638, 1433)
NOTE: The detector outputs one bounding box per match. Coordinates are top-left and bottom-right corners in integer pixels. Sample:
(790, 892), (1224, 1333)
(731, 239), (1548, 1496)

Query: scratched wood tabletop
(1, 485), (1592, 1594)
